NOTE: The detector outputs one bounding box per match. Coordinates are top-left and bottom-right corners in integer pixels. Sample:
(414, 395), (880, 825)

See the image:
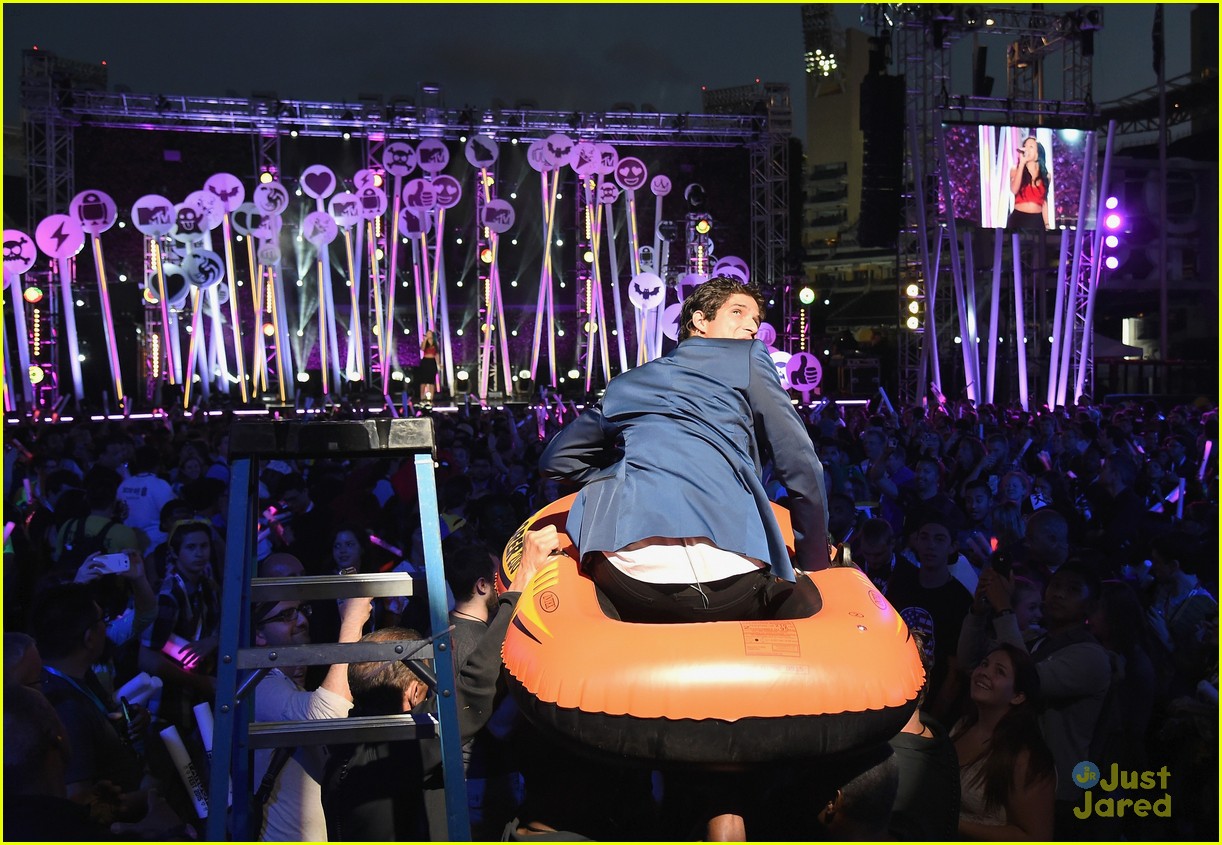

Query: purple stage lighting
(1105, 196), (1119, 210)
(1105, 255), (1120, 270)
(1105, 213), (1122, 230)
(1105, 234), (1119, 248)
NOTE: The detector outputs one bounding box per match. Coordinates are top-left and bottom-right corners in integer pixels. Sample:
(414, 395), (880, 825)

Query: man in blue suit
(540, 276), (830, 623)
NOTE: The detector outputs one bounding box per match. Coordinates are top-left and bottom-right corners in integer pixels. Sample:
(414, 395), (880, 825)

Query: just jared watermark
(1071, 760), (1172, 820)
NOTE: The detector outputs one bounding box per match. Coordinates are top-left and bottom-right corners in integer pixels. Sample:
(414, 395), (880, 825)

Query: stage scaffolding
(16, 57), (793, 409)
(880, 5), (1105, 408)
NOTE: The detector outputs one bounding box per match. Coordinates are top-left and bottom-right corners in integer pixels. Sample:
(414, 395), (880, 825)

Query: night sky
(3, 3), (1197, 134)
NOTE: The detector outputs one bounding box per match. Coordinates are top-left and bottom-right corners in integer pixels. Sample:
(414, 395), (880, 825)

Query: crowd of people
(3, 363), (1217, 840)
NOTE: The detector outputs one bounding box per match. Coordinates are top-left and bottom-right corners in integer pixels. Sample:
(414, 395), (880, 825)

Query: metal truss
(50, 89), (763, 148)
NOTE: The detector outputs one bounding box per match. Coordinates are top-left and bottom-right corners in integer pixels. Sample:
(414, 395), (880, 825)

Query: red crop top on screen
(1015, 179), (1047, 205)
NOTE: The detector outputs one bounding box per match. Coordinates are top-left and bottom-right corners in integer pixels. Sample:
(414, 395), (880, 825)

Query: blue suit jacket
(539, 338), (830, 581)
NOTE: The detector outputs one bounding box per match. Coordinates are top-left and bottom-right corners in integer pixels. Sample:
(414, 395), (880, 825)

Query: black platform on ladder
(205, 418), (470, 840)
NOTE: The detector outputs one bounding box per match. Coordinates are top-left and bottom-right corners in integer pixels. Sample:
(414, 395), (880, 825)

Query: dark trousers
(585, 554), (820, 623)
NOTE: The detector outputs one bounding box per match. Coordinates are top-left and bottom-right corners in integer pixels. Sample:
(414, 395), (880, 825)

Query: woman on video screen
(1007, 137), (1052, 231)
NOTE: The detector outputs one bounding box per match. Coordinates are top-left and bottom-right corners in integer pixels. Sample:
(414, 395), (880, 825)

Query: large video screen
(943, 124), (1097, 231)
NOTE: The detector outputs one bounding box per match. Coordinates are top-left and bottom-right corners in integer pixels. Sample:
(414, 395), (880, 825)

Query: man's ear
(690, 309), (709, 335)
(253, 626), (267, 647)
(475, 576), (492, 597)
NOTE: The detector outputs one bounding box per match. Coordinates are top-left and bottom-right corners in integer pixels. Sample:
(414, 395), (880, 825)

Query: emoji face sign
(253, 181), (290, 215)
(628, 271), (664, 310)
(131, 195), (175, 238)
(184, 249), (225, 289)
(402, 178), (438, 211)
(597, 183), (621, 205)
(185, 190), (224, 231)
(785, 352), (822, 391)
(417, 139), (450, 174)
(481, 199), (515, 234)
(257, 243), (282, 266)
(770, 350), (793, 390)
(432, 175), (462, 210)
(527, 139), (555, 173)
(204, 173), (245, 213)
(464, 135), (499, 168)
(381, 142), (418, 178)
(713, 255), (750, 285)
(571, 141), (601, 178)
(398, 207), (433, 240)
(171, 204), (206, 244)
(614, 157), (648, 191)
(3, 229), (37, 275)
(302, 211), (338, 246)
(357, 186), (387, 219)
(650, 174), (673, 197)
(69, 189), (118, 235)
(329, 192), (361, 229)
(542, 133), (574, 169)
(300, 164), (337, 200)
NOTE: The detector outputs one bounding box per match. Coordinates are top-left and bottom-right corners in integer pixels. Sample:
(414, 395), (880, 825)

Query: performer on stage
(418, 330), (439, 402)
(539, 276), (831, 625)
(1007, 136), (1053, 231)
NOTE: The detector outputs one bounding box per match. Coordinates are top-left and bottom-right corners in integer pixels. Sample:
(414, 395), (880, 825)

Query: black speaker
(859, 74), (906, 249)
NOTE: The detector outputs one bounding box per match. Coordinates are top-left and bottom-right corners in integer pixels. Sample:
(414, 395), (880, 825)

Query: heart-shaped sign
(230, 203), (260, 237)
(301, 165), (337, 199)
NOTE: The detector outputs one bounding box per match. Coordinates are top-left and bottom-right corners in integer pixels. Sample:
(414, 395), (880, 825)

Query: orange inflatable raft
(499, 495), (925, 765)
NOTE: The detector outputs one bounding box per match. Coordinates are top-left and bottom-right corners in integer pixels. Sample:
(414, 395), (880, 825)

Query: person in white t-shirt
(117, 446), (175, 551)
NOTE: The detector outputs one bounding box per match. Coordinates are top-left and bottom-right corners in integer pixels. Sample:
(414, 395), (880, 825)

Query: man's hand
(512, 525), (562, 592)
(180, 635), (219, 667)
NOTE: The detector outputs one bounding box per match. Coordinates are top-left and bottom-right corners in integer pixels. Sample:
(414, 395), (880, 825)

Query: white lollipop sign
(131, 195), (176, 238)
(417, 139), (450, 174)
(482, 199), (515, 234)
(302, 211), (338, 246)
(628, 272), (664, 310)
(3, 229), (37, 275)
(35, 215), (86, 261)
(253, 181), (290, 215)
(300, 165), (337, 200)
(69, 189), (118, 235)
(381, 142), (418, 178)
(204, 173), (245, 212)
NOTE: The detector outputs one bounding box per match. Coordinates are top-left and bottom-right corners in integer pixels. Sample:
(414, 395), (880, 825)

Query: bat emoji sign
(628, 271), (664, 310)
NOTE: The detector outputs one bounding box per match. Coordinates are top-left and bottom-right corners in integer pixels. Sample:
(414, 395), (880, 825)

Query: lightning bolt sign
(51, 222), (70, 252)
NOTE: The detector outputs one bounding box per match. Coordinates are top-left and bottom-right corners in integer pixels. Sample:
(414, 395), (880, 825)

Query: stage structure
(871, 4), (1115, 409)
(10, 49), (794, 413)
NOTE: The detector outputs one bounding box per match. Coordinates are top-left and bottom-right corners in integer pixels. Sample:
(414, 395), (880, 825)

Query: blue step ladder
(205, 418), (469, 840)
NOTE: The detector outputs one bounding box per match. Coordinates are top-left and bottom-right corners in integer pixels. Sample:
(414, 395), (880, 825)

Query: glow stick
(367, 222), (386, 388)
(1176, 477), (1186, 519)
(159, 724), (209, 819)
(1011, 234), (1029, 411)
(602, 200), (629, 372)
(245, 233), (263, 390)
(383, 175), (405, 393)
(192, 702), (215, 758)
(435, 223), (456, 396)
(1199, 441), (1212, 482)
(1046, 230), (1071, 408)
(144, 239), (176, 386)
(317, 257), (329, 395)
(268, 266), (289, 402)
(342, 229), (362, 381)
(411, 236), (425, 347)
(89, 236), (124, 403)
(5, 271), (34, 404)
(530, 170), (560, 385)
(219, 215), (248, 402)
(492, 254), (513, 397)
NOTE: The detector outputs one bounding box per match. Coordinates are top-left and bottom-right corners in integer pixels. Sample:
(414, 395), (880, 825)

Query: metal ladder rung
(237, 640), (435, 669)
(250, 573), (415, 601)
(247, 713), (438, 748)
